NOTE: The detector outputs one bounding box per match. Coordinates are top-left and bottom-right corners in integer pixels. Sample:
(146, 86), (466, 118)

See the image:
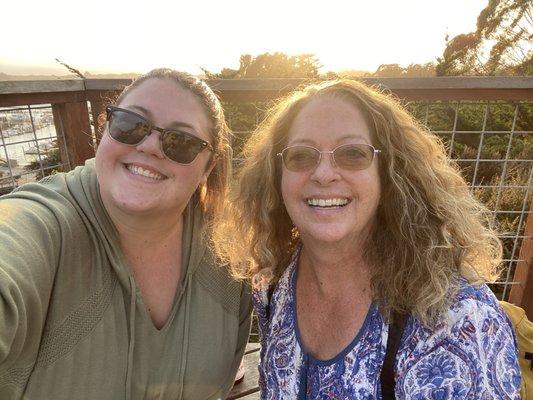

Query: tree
(372, 64), (406, 77)
(437, 0), (532, 76)
(367, 63), (436, 77)
(202, 52), (321, 79)
(404, 63), (436, 77)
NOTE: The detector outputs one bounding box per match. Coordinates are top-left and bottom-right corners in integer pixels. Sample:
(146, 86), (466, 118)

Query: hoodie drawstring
(176, 273), (193, 399)
(125, 275), (136, 400)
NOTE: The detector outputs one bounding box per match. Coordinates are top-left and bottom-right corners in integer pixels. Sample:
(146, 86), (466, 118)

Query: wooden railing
(1, 76), (532, 318)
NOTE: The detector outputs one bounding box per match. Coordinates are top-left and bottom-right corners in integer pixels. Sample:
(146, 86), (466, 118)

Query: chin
(110, 190), (158, 214)
(301, 228), (352, 244)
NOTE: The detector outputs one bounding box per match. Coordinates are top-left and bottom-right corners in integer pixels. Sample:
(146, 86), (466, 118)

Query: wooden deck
(227, 343), (260, 399)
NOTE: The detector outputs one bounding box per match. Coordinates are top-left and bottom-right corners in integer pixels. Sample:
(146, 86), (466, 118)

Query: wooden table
(227, 343), (260, 399)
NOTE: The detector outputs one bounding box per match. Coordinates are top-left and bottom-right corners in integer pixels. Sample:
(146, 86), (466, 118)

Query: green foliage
(372, 63), (436, 77)
(436, 0), (532, 76)
(24, 141), (64, 179)
(203, 52), (320, 79)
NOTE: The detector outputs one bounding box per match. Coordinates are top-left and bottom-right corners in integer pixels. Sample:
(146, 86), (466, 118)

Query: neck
(104, 202), (186, 256)
(299, 237), (371, 298)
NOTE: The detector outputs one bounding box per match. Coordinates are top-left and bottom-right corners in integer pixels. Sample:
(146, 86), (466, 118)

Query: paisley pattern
(252, 250), (521, 399)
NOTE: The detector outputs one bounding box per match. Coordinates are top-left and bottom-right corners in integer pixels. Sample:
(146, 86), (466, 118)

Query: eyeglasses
(105, 105), (213, 164)
(278, 143), (381, 172)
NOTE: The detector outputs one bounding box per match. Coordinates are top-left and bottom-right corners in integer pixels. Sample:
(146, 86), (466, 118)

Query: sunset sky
(1, 0), (488, 75)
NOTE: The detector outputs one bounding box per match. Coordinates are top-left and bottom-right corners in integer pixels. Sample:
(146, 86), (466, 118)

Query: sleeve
(396, 298), (521, 399)
(235, 281), (253, 362)
(217, 280), (252, 398)
(237, 283), (252, 358)
(0, 198), (60, 370)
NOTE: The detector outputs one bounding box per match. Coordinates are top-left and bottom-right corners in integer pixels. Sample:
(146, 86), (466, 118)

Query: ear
(200, 158), (216, 186)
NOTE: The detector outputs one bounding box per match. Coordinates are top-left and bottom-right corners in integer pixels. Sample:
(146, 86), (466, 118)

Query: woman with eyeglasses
(0, 69), (251, 400)
(214, 80), (521, 399)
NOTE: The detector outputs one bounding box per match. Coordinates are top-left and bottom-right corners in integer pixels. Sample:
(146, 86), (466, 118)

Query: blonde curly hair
(213, 79), (501, 325)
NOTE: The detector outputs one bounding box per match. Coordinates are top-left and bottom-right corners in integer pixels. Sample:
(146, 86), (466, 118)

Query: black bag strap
(526, 352), (533, 371)
(381, 312), (407, 399)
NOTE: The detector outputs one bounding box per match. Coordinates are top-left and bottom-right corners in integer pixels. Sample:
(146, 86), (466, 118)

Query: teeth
(127, 165), (165, 180)
(307, 198), (349, 207)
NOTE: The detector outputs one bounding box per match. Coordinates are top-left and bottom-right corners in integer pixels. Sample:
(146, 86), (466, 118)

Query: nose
(310, 152), (340, 185)
(135, 129), (165, 160)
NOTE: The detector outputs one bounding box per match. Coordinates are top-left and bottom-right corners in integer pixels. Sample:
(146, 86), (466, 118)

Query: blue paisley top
(252, 250), (521, 399)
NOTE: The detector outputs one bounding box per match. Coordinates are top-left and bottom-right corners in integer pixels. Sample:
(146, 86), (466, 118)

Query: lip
(304, 195), (351, 200)
(123, 162), (169, 180)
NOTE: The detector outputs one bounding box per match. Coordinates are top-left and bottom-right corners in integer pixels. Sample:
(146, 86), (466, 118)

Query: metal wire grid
(416, 101), (532, 300)
(226, 100), (532, 302)
(0, 105), (71, 195)
(0, 100), (530, 302)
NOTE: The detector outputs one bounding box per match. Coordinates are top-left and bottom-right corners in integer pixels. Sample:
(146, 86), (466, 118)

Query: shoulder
(2, 163), (95, 220)
(396, 280), (521, 398)
(1, 173), (95, 248)
(251, 250), (298, 344)
(195, 247), (247, 317)
(445, 280), (515, 346)
(402, 279), (516, 355)
(0, 194), (64, 259)
(252, 249), (297, 312)
(452, 279), (501, 313)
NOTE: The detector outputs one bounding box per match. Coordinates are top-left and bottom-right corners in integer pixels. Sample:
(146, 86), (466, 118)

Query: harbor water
(1, 124), (58, 168)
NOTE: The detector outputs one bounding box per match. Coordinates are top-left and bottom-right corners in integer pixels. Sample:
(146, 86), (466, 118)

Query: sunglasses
(105, 106), (213, 164)
(278, 143), (381, 172)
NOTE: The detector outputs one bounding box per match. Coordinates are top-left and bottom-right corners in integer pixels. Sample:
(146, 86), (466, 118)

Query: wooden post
(89, 100), (106, 147)
(51, 105), (71, 170)
(51, 102), (94, 167)
(509, 202), (533, 319)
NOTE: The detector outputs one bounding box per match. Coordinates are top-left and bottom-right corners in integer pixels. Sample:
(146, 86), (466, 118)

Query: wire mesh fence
(0, 96), (530, 343)
(0, 104), (70, 195)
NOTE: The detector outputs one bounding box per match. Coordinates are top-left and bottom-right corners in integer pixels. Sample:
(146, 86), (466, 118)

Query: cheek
(356, 171), (381, 209)
(95, 137), (112, 175)
(280, 171), (296, 204)
(280, 172), (305, 216)
(96, 134), (119, 164)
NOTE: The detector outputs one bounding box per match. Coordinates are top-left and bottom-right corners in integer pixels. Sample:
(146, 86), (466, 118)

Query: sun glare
(1, 0), (487, 75)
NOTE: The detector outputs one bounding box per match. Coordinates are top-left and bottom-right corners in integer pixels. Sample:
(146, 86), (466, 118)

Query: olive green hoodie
(0, 160), (252, 400)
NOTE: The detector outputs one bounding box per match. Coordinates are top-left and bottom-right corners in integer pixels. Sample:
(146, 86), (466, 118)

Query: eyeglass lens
(282, 144), (376, 171)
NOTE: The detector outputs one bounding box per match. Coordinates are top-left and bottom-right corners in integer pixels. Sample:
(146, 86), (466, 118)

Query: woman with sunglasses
(0, 69), (251, 400)
(214, 80), (521, 399)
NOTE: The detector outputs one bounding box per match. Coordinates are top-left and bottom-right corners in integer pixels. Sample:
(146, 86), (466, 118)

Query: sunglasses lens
(335, 144), (374, 170)
(161, 131), (206, 164)
(108, 109), (150, 145)
(283, 147), (319, 171)
(107, 106), (210, 164)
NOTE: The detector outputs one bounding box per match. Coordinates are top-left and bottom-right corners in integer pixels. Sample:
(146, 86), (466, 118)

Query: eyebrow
(289, 134), (371, 146)
(127, 105), (197, 131)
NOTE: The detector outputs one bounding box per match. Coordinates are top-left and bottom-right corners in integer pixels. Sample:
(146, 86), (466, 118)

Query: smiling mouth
(306, 198), (351, 208)
(125, 164), (167, 181)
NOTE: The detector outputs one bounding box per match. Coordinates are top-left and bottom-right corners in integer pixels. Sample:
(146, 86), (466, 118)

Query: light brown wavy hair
(112, 68), (231, 225)
(213, 79), (501, 325)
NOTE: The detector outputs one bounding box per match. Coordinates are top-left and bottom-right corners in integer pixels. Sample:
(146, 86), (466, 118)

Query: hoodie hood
(7, 158), (208, 291)
(65, 159), (209, 291)
(7, 159), (210, 400)
(3, 159), (249, 400)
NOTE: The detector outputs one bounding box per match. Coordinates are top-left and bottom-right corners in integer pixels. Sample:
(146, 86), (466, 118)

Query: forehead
(288, 96), (372, 146)
(118, 78), (212, 141)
